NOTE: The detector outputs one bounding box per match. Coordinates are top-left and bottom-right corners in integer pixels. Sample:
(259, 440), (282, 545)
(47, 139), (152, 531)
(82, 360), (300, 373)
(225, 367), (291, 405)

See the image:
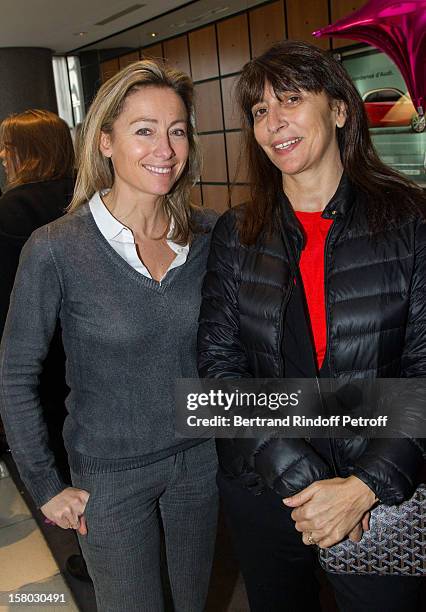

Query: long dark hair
(236, 40), (425, 244)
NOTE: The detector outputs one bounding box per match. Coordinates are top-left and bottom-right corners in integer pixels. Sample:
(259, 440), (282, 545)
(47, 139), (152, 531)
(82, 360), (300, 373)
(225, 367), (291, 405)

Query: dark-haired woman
(198, 41), (425, 612)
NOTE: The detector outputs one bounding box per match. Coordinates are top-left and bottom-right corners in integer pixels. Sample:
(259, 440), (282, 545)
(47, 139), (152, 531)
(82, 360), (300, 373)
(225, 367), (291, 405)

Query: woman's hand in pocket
(40, 487), (90, 535)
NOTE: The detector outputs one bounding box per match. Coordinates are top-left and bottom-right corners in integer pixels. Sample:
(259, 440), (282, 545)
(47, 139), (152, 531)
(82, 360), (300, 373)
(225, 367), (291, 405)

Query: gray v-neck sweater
(0, 203), (217, 507)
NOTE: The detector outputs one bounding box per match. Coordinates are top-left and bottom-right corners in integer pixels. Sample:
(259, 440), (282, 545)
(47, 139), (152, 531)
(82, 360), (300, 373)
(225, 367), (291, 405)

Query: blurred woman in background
(0, 109), (74, 462)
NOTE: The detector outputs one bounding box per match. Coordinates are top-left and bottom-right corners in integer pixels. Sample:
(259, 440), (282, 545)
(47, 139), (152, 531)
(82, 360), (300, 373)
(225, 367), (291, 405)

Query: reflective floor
(1, 453), (425, 612)
(0, 459), (78, 611)
(0, 456), (249, 612)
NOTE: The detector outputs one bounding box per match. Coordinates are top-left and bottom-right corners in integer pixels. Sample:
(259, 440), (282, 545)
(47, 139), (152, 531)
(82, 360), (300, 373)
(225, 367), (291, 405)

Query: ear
(99, 131), (113, 158)
(334, 100), (347, 128)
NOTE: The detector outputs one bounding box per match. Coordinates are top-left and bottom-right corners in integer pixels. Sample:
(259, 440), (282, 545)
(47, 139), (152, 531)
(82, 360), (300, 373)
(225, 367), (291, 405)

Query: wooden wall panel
(100, 58), (120, 83)
(286, 0), (330, 50)
(330, 0), (366, 48)
(189, 26), (219, 81)
(118, 51), (140, 69)
(142, 43), (164, 62)
(202, 185), (229, 213)
(163, 36), (191, 76)
(331, 0), (366, 21)
(199, 134), (227, 182)
(98, 0), (376, 210)
(230, 185), (251, 207)
(190, 184), (202, 205)
(195, 80), (223, 132)
(217, 14), (250, 76)
(249, 1), (286, 58)
(221, 75), (242, 130)
(226, 131), (249, 184)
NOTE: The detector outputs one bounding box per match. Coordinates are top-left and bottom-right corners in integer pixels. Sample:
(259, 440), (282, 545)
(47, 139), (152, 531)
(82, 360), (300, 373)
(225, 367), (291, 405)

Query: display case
(341, 47), (425, 184)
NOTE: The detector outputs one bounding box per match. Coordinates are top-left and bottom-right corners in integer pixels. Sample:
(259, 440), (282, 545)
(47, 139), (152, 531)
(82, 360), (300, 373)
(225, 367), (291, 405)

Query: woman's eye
(171, 128), (187, 137)
(253, 107), (267, 118)
(136, 127), (151, 136)
(287, 95), (301, 105)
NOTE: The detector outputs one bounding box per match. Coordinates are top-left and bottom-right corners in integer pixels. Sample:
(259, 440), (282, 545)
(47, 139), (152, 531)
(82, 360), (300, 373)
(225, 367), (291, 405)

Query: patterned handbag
(318, 485), (426, 576)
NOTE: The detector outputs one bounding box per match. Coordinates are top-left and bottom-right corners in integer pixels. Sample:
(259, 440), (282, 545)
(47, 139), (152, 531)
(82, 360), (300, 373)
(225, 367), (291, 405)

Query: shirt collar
(89, 191), (128, 240)
(89, 191), (189, 253)
(279, 173), (356, 253)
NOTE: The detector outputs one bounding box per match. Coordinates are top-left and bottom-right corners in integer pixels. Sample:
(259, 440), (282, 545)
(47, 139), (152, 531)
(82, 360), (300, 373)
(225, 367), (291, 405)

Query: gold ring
(307, 532), (316, 545)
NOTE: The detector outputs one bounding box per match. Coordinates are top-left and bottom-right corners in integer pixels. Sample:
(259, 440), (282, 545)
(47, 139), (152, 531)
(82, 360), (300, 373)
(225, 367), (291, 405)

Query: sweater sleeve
(0, 225), (67, 507)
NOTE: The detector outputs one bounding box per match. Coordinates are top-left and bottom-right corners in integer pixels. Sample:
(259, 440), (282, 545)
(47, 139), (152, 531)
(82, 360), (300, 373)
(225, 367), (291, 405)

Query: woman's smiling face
(251, 81), (346, 180)
(100, 85), (189, 201)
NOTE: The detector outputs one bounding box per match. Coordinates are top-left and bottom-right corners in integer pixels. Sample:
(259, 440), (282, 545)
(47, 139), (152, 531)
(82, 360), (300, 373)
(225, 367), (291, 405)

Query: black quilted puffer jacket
(198, 177), (426, 506)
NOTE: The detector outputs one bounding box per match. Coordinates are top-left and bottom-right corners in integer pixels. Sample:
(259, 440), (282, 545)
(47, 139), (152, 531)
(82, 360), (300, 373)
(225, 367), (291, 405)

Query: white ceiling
(0, 0), (264, 54)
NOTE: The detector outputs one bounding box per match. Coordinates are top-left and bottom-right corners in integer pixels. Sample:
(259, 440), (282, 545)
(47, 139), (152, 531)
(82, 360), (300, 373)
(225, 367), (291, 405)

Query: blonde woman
(0, 62), (218, 611)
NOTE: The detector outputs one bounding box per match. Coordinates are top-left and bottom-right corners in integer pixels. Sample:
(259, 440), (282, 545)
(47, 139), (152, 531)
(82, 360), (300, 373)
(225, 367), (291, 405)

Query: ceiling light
(187, 14), (208, 24)
(211, 6), (229, 15)
(95, 4), (145, 26)
(150, 32), (158, 38)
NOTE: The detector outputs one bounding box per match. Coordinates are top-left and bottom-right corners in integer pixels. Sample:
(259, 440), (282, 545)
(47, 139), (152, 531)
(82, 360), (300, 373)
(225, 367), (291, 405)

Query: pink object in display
(313, 0), (426, 115)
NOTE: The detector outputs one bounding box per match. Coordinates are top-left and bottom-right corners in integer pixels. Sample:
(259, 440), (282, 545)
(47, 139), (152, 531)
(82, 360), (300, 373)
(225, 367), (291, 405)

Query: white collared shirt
(89, 192), (189, 282)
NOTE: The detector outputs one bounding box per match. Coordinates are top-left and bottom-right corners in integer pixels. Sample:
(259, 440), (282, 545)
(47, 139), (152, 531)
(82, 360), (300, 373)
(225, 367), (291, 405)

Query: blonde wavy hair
(69, 60), (202, 244)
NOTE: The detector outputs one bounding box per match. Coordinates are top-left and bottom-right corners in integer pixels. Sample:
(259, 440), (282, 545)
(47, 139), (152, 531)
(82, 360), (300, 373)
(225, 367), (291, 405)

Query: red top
(294, 211), (333, 369)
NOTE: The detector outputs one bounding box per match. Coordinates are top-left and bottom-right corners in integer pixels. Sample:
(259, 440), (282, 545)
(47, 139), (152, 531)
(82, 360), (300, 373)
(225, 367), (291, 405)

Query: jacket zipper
(278, 215), (299, 377)
(324, 219), (339, 476)
(278, 273), (295, 377)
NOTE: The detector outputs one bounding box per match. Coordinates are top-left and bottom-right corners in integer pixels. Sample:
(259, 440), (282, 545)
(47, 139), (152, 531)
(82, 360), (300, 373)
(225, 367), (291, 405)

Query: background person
(0, 108), (91, 582)
(198, 41), (425, 612)
(0, 109), (74, 465)
(0, 61), (218, 612)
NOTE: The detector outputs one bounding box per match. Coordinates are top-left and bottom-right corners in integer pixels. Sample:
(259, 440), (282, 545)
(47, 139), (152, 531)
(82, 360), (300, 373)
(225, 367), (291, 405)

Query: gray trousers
(71, 440), (219, 612)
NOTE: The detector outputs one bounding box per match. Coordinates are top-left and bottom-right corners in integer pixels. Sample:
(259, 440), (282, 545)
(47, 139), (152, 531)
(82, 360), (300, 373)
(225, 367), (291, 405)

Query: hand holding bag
(319, 484), (426, 576)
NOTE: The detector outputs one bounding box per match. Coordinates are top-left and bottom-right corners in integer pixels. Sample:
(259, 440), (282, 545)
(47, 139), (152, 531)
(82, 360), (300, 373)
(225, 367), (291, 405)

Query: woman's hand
(282, 476), (377, 548)
(40, 487), (90, 535)
(345, 511), (371, 544)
